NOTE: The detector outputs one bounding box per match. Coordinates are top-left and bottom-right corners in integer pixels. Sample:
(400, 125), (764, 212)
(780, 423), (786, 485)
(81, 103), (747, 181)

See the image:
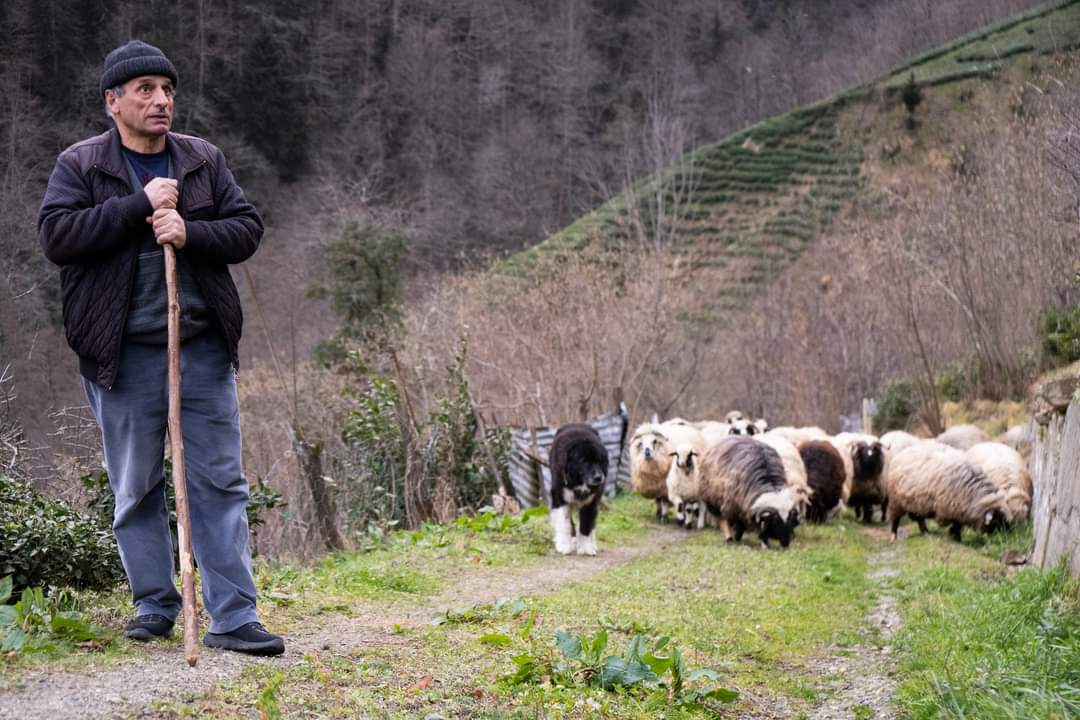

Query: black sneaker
(203, 622), (285, 656)
(124, 614), (174, 641)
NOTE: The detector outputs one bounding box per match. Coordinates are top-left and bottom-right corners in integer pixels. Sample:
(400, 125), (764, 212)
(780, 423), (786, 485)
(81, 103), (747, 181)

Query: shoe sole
(202, 635), (285, 656)
(125, 628), (173, 641)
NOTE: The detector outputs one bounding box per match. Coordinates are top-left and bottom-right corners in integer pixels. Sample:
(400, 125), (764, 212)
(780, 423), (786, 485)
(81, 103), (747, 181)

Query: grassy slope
(501, 0), (1080, 324)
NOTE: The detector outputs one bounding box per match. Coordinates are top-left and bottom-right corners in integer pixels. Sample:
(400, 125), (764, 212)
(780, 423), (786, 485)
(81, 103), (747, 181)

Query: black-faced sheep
(629, 423), (675, 522)
(885, 440), (1010, 542)
(549, 423), (609, 555)
(798, 440), (846, 523)
(754, 432), (812, 517)
(699, 436), (800, 548)
(936, 424), (991, 451)
(660, 423), (707, 528)
(831, 433), (887, 523)
(965, 441), (1033, 523)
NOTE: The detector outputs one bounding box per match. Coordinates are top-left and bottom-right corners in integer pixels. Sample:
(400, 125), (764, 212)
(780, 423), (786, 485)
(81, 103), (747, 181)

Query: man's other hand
(150, 208), (186, 249)
(144, 177), (178, 211)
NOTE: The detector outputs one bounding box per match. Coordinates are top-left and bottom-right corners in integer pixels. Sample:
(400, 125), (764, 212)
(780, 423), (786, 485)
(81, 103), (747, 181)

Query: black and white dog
(548, 423), (609, 556)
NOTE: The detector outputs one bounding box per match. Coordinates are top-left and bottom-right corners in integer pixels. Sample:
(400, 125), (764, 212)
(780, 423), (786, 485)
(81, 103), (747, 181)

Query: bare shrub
(392, 242), (701, 430)
(0, 364), (27, 480)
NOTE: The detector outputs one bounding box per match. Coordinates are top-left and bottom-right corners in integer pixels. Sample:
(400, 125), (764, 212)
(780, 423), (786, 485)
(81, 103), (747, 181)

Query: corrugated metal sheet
(508, 404), (630, 508)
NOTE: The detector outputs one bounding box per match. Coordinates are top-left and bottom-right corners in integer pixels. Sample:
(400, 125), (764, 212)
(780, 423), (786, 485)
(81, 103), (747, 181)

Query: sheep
(698, 420), (733, 447)
(754, 432), (812, 517)
(885, 440), (1010, 542)
(659, 423), (707, 528)
(798, 440), (846, 523)
(830, 433), (887, 522)
(699, 436), (800, 548)
(768, 426), (828, 446)
(629, 423), (675, 522)
(996, 424), (1033, 463)
(965, 442), (1033, 523)
(880, 430), (921, 456)
(727, 417), (768, 436)
(936, 424), (991, 451)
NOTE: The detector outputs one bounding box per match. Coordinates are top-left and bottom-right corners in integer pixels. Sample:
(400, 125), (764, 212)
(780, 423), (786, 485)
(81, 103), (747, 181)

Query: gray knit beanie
(99, 40), (179, 97)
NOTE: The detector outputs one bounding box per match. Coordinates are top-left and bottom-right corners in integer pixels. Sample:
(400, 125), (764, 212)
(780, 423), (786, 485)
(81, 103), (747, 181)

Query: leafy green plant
(1, 474), (123, 592)
(454, 505), (548, 533)
(1039, 304), (1080, 368)
(501, 624), (738, 712)
(338, 334), (510, 531)
(431, 596), (529, 627)
(0, 576), (109, 653)
(256, 671), (287, 720)
(874, 379), (914, 432)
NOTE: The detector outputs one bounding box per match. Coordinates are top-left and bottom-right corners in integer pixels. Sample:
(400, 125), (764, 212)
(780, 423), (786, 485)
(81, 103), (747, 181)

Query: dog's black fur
(549, 423), (609, 552)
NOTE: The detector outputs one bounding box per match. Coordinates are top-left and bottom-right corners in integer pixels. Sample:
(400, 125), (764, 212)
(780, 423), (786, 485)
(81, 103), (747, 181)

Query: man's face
(107, 75), (174, 139)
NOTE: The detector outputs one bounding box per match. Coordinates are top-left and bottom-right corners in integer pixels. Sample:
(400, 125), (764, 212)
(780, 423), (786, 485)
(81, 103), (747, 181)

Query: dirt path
(807, 530), (902, 720)
(0, 526), (687, 720)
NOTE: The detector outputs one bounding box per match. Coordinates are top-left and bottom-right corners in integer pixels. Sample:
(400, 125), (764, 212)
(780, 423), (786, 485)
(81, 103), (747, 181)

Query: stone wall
(1031, 376), (1080, 575)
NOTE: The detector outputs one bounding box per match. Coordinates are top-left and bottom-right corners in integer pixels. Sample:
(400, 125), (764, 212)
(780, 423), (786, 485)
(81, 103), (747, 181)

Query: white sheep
(885, 440), (1009, 542)
(660, 423), (707, 528)
(880, 430), (921, 455)
(768, 426), (828, 446)
(965, 441), (1033, 523)
(629, 423), (675, 522)
(936, 424), (991, 451)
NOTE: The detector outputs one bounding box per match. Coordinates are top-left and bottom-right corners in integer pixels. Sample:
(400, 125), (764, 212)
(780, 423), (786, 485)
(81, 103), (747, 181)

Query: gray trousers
(84, 331), (259, 634)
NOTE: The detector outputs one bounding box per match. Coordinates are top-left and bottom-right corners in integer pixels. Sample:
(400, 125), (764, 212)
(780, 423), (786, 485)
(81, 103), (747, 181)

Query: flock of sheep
(629, 412), (1033, 547)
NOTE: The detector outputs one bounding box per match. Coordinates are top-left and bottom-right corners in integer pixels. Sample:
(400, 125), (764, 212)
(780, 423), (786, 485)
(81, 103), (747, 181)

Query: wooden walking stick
(164, 244), (199, 667)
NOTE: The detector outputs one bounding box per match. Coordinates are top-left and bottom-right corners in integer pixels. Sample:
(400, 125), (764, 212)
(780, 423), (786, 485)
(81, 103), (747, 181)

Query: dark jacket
(38, 128), (262, 389)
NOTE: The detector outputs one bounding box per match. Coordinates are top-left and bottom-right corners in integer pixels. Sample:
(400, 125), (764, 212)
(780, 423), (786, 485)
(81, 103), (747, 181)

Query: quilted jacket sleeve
(38, 154), (153, 267)
(182, 148), (263, 265)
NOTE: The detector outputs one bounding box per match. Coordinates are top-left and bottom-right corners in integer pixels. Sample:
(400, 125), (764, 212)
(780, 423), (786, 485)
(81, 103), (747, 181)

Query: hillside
(503, 0), (1080, 324)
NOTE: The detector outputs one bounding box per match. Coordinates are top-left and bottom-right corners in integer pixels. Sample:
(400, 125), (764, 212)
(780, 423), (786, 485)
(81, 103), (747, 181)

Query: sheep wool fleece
(84, 331), (259, 634)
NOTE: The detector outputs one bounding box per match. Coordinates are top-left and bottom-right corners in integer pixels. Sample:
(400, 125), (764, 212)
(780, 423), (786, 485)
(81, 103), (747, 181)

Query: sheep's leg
(913, 514), (929, 534)
(720, 517), (734, 542)
(888, 511), (902, 543)
(655, 499), (667, 523)
(696, 504), (707, 530)
(732, 520), (745, 542)
(949, 523), (963, 542)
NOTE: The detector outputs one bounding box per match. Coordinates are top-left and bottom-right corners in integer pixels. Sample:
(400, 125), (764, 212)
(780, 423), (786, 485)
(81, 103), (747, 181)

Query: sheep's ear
(669, 451), (678, 457)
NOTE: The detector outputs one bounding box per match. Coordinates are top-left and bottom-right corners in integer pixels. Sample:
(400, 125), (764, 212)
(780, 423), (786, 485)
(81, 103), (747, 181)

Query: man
(38, 40), (284, 656)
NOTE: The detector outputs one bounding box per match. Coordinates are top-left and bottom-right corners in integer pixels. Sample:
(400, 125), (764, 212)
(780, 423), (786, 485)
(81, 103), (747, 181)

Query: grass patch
(890, 525), (1080, 719)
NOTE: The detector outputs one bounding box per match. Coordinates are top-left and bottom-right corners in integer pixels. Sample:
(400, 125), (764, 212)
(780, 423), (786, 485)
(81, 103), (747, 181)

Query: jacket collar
(99, 127), (208, 181)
